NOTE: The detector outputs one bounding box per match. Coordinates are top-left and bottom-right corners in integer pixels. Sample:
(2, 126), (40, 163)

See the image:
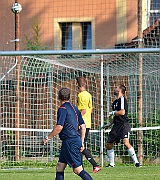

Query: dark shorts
(59, 136), (82, 168)
(79, 128), (90, 144)
(107, 123), (131, 143)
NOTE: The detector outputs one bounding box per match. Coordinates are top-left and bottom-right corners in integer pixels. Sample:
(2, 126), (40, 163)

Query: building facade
(0, 0), (138, 51)
(1, 0), (159, 51)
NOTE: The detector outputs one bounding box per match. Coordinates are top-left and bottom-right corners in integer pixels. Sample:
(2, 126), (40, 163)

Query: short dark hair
(58, 88), (70, 101)
(76, 76), (86, 88)
(119, 84), (126, 94)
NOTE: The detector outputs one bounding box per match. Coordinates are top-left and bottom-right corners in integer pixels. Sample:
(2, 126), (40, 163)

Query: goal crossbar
(0, 48), (159, 56)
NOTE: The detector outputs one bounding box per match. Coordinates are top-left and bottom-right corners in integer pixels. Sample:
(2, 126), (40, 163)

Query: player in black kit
(102, 84), (141, 168)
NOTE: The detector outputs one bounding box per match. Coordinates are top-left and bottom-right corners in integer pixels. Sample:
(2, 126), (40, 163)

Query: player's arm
(43, 125), (63, 144)
(101, 118), (114, 130)
(43, 107), (66, 144)
(109, 97), (126, 116)
(81, 95), (93, 116)
(79, 124), (86, 144)
(78, 109), (86, 152)
(81, 109), (86, 116)
(77, 94), (87, 116)
(89, 95), (93, 114)
(114, 109), (125, 116)
(79, 123), (86, 152)
(109, 109), (125, 116)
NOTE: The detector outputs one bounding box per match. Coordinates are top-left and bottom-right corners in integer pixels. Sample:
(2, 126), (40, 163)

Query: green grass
(0, 165), (160, 180)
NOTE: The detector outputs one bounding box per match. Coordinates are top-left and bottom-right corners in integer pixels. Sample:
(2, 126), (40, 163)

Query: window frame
(147, 0), (160, 26)
(54, 18), (95, 50)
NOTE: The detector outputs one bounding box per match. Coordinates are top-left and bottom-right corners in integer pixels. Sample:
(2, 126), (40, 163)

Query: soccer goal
(0, 49), (160, 168)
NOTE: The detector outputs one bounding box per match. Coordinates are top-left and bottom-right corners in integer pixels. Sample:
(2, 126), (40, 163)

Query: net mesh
(0, 0), (160, 168)
(0, 53), (160, 167)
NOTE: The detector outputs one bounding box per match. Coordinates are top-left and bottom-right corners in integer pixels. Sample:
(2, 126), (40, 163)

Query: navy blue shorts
(107, 123), (131, 143)
(58, 136), (82, 168)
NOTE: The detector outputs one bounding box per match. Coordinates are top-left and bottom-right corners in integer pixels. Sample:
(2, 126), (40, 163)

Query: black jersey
(112, 96), (128, 125)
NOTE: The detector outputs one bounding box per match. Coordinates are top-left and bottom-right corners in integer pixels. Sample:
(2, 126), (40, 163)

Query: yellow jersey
(77, 90), (93, 128)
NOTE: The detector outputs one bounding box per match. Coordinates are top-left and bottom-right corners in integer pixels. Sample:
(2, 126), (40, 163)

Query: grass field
(0, 165), (160, 180)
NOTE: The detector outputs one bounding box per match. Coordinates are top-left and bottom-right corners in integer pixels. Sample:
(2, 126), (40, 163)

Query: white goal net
(0, 51), (160, 168)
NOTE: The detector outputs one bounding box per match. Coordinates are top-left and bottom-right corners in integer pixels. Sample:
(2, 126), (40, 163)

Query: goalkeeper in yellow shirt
(76, 76), (101, 173)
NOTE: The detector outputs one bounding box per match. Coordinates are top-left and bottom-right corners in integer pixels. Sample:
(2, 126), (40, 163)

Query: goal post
(0, 48), (160, 168)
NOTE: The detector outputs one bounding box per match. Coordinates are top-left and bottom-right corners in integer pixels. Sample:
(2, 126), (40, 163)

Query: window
(82, 22), (92, 49)
(61, 23), (72, 50)
(60, 22), (92, 50)
(147, 0), (160, 25)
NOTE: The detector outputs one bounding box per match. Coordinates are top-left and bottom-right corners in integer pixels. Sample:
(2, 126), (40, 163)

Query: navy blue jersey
(112, 96), (128, 125)
(57, 102), (85, 140)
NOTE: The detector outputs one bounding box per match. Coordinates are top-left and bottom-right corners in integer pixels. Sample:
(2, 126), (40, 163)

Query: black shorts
(79, 128), (90, 143)
(107, 123), (131, 143)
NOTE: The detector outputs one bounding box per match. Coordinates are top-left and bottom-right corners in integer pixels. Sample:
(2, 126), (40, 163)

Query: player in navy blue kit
(102, 84), (141, 168)
(42, 88), (93, 180)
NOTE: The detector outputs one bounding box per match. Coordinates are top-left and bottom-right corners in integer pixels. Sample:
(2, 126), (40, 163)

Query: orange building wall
(0, 0), (138, 50)
(126, 0), (137, 43)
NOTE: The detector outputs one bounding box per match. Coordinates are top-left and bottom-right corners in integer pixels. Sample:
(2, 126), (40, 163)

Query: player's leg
(67, 136), (93, 179)
(105, 126), (119, 167)
(122, 123), (141, 167)
(82, 149), (101, 172)
(56, 141), (69, 180)
(80, 128), (101, 172)
(55, 162), (67, 180)
(106, 141), (115, 167)
(123, 138), (141, 167)
(73, 165), (93, 180)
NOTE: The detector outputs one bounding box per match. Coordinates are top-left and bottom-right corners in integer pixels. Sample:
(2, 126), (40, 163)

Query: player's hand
(101, 123), (111, 130)
(108, 111), (117, 116)
(42, 138), (49, 145)
(42, 136), (49, 145)
(107, 113), (113, 118)
(80, 143), (84, 152)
